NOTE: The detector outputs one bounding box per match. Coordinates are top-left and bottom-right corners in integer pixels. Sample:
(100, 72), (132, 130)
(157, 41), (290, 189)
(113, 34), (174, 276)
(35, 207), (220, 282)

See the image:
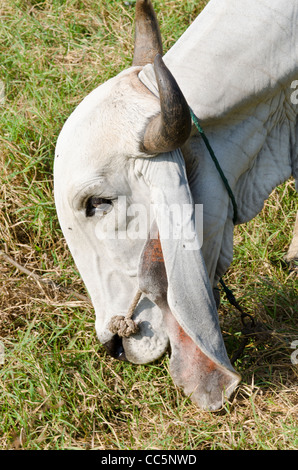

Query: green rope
(189, 107), (238, 224)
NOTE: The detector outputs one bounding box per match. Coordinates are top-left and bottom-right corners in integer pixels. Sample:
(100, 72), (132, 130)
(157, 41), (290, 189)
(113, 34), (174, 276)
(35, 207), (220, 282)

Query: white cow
(54, 0), (298, 411)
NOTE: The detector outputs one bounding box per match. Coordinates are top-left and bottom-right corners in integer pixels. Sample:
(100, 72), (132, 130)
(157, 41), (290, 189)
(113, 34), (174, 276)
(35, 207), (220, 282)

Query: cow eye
(86, 196), (113, 217)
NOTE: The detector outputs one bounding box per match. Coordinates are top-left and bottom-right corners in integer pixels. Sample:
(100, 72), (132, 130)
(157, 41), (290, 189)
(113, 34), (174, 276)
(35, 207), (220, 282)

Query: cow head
(54, 0), (240, 411)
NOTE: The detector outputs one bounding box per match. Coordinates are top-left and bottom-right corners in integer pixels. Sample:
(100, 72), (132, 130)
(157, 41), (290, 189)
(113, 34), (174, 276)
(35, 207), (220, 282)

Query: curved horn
(132, 0), (163, 66)
(141, 54), (192, 154)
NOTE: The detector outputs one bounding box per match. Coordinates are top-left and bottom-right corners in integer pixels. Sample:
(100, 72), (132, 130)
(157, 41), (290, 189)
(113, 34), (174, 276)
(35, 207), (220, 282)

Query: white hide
(54, 61), (241, 408)
(54, 0), (297, 410)
(140, 0), (298, 285)
(54, 68), (164, 348)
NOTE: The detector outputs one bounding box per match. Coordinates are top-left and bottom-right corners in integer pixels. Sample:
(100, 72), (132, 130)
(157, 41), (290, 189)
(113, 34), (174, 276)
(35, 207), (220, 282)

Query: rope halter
(108, 289), (142, 337)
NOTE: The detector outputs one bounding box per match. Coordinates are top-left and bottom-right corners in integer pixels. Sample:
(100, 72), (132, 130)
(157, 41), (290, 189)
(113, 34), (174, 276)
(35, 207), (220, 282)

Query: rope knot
(108, 289), (142, 338)
(108, 315), (139, 338)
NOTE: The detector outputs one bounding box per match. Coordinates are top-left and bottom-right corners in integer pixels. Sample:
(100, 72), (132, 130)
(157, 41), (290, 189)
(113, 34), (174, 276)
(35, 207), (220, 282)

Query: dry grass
(0, 0), (297, 450)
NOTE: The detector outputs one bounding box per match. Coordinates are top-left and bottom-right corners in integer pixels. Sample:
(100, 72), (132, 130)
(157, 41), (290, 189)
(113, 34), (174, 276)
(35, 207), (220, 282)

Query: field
(0, 0), (297, 450)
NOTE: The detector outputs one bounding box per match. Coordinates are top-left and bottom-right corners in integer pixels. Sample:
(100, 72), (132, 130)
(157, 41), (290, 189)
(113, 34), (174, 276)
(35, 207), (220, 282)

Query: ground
(0, 0), (297, 450)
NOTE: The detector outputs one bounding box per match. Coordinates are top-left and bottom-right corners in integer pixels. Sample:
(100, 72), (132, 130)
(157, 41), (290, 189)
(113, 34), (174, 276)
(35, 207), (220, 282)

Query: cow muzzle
(103, 334), (127, 361)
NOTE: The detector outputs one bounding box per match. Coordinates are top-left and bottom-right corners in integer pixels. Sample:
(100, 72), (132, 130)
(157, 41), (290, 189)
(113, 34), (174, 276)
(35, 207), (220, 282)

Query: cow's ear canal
(86, 197), (113, 217)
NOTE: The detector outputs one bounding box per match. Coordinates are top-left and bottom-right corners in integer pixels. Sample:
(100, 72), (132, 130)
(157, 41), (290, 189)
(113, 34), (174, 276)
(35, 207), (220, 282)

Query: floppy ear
(136, 150), (240, 410)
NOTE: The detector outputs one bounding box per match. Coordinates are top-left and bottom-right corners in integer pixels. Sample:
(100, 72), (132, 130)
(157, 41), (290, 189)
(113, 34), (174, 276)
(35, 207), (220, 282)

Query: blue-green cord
(189, 107), (238, 225)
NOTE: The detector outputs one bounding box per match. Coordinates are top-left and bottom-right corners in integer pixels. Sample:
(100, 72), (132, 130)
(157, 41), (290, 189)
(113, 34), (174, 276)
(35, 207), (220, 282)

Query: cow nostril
(103, 334), (127, 361)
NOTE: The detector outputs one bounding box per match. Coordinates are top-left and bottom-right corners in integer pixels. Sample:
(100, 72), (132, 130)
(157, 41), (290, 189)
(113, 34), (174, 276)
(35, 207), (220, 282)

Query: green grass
(0, 0), (297, 450)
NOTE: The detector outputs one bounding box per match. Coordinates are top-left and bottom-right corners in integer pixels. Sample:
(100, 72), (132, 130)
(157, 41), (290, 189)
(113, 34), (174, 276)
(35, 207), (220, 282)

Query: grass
(0, 0), (297, 450)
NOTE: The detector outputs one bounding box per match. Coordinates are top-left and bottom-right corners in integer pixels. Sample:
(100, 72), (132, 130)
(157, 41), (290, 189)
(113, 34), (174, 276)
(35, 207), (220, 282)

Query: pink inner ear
(164, 308), (240, 410)
(138, 223), (168, 308)
(169, 314), (218, 374)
